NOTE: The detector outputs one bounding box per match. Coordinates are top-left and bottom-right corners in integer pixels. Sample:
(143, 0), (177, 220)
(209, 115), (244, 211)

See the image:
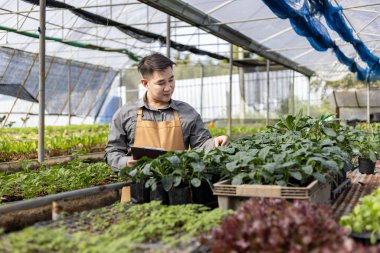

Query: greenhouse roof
(1, 0), (380, 81)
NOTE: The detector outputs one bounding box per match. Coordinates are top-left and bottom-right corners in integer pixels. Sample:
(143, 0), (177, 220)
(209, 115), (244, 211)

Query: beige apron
(133, 108), (186, 151)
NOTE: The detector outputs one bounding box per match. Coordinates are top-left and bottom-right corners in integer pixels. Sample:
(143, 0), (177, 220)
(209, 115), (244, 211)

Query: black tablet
(131, 146), (167, 160)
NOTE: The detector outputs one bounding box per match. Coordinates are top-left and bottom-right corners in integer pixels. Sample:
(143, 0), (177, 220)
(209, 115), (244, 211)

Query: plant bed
(0, 182), (127, 231)
(0, 152), (105, 174)
(213, 178), (331, 210)
(202, 198), (380, 253)
(0, 202), (230, 253)
(0, 124), (109, 163)
(0, 160), (122, 204)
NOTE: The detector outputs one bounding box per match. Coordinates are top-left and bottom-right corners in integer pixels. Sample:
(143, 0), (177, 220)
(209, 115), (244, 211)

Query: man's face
(142, 67), (175, 104)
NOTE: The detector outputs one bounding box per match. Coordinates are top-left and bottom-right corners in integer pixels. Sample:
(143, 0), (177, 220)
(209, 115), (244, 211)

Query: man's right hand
(127, 158), (138, 167)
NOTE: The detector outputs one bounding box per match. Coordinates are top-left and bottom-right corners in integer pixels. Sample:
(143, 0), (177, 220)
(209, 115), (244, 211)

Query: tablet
(131, 146), (167, 160)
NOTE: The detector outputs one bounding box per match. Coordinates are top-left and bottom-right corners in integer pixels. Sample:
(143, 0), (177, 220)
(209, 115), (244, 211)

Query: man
(105, 53), (229, 172)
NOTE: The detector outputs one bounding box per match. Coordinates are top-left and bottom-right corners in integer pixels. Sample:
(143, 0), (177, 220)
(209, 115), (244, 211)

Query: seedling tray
(213, 179), (331, 210)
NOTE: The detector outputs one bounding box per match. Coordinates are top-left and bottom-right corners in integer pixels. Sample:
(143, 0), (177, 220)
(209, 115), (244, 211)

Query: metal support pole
(227, 44), (233, 137)
(367, 81), (370, 124)
(38, 0), (46, 163)
(17, 0), (19, 30)
(68, 61), (72, 125)
(307, 76), (311, 116)
(239, 66), (246, 123)
(332, 90), (340, 119)
(291, 70), (295, 114)
(266, 59), (270, 126)
(166, 15), (171, 58)
(200, 64), (204, 117)
(119, 70), (123, 107)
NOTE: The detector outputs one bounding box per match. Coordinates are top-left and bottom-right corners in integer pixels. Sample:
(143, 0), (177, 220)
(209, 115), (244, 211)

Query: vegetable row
(1, 198), (379, 252)
(0, 125), (110, 162)
(122, 113), (380, 192)
(0, 159), (121, 203)
(0, 125), (263, 162)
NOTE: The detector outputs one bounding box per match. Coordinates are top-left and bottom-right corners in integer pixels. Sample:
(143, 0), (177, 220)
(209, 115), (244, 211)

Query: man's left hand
(214, 135), (229, 147)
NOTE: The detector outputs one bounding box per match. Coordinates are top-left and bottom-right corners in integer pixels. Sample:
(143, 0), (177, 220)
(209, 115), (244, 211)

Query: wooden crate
(213, 179), (331, 210)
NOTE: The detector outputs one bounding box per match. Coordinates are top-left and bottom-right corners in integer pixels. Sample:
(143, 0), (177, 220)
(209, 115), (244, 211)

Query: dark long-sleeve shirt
(105, 97), (215, 172)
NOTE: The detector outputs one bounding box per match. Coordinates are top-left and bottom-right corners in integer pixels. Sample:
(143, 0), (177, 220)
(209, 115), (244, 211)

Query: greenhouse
(0, 0), (380, 252)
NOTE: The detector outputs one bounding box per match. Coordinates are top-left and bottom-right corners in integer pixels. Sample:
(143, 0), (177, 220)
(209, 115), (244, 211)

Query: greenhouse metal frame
(1, 0), (380, 161)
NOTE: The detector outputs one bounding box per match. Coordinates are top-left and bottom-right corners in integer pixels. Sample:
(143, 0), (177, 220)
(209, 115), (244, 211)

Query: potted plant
(119, 157), (152, 204)
(340, 187), (380, 245)
(163, 150), (211, 205)
(124, 150), (215, 205)
(352, 135), (379, 174)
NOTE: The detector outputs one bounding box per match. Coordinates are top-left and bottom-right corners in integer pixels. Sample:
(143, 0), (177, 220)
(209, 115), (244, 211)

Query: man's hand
(127, 157), (138, 167)
(214, 135), (229, 147)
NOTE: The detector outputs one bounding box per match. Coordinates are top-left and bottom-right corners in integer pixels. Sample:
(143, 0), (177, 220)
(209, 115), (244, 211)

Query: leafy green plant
(124, 112), (373, 190)
(123, 150), (216, 192)
(0, 124), (109, 162)
(351, 134), (379, 162)
(357, 122), (380, 135)
(340, 187), (380, 244)
(221, 132), (350, 186)
(0, 159), (121, 203)
(0, 201), (231, 252)
(209, 126), (264, 138)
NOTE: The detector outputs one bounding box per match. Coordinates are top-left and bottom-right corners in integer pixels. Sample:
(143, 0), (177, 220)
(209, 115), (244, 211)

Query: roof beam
(138, 0), (314, 77)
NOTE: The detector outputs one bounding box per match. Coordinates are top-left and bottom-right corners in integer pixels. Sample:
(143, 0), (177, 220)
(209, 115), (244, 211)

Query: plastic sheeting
(0, 47), (117, 124)
(328, 88), (380, 120)
(261, 0), (380, 81)
(0, 1), (230, 70)
(330, 89), (380, 108)
(0, 84), (38, 103)
(2, 0), (380, 81)
(186, 0), (380, 81)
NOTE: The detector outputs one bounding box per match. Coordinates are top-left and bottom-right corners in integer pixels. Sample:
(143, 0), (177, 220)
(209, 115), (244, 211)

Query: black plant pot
(150, 184), (169, 205)
(192, 181), (217, 206)
(371, 112), (380, 123)
(358, 157), (376, 174)
(346, 119), (359, 127)
(131, 182), (150, 204)
(351, 232), (380, 245)
(168, 185), (192, 205)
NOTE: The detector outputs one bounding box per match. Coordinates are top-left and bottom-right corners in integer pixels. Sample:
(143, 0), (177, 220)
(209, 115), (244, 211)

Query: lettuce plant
(340, 187), (380, 244)
(207, 198), (380, 252)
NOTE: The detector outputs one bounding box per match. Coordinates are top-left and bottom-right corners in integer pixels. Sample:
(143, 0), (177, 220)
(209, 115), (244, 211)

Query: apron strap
(137, 108), (143, 122)
(173, 110), (180, 122)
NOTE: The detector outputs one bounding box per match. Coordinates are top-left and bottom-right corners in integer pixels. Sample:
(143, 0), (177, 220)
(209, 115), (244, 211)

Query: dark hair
(137, 53), (175, 78)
